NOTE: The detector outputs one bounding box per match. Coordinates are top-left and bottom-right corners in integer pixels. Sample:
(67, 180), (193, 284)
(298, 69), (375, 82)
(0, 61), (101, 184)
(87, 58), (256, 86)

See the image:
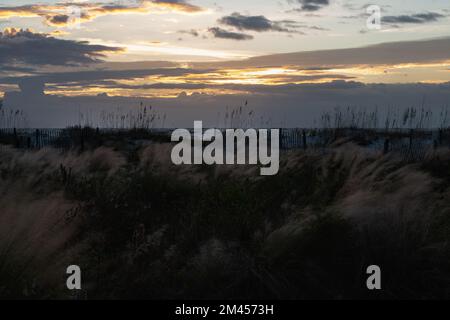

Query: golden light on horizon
(21, 62), (450, 99)
(45, 84), (250, 98)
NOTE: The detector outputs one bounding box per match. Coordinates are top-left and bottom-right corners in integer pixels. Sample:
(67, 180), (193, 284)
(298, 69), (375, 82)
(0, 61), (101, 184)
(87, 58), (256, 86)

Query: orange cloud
(0, 1), (204, 27)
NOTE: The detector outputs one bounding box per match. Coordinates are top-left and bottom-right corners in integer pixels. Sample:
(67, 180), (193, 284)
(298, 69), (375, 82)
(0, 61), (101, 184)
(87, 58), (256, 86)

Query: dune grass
(1, 141), (450, 299)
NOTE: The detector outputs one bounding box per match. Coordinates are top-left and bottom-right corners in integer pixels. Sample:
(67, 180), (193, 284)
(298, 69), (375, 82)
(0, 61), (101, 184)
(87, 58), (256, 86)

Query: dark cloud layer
(0, 28), (122, 66)
(177, 29), (199, 37)
(196, 37), (450, 69)
(4, 80), (450, 128)
(1, 33), (450, 128)
(0, 67), (214, 86)
(218, 12), (299, 33)
(382, 12), (445, 25)
(208, 27), (254, 40)
(292, 0), (330, 12)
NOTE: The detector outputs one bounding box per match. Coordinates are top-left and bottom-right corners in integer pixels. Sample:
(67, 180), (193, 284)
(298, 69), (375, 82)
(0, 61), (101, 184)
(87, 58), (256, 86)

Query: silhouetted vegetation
(1, 139), (450, 299)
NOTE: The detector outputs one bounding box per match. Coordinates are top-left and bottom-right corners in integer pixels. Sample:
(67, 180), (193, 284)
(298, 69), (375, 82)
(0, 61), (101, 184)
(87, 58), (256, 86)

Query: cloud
(27, 73), (356, 93)
(0, 0), (204, 27)
(0, 28), (123, 66)
(4, 80), (450, 128)
(150, 0), (203, 12)
(46, 14), (71, 26)
(196, 37), (450, 69)
(382, 12), (446, 25)
(2, 35), (450, 85)
(0, 67), (213, 86)
(2, 35), (450, 98)
(218, 12), (300, 33)
(177, 29), (199, 37)
(292, 0), (330, 12)
(208, 27), (254, 40)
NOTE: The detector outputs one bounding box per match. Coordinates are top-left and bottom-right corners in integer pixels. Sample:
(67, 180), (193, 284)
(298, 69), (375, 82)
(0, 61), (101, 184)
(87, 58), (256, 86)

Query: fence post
(302, 130), (307, 150)
(35, 129), (40, 148)
(96, 127), (101, 147)
(409, 129), (413, 150)
(80, 128), (84, 152)
(13, 128), (19, 148)
(383, 138), (390, 155)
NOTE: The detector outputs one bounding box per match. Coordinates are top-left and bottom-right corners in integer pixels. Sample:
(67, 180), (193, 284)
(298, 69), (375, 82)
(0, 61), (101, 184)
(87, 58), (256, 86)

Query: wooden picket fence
(0, 127), (449, 162)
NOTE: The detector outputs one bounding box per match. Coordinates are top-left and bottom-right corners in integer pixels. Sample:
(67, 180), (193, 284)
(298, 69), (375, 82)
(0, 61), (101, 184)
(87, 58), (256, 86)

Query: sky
(0, 0), (450, 127)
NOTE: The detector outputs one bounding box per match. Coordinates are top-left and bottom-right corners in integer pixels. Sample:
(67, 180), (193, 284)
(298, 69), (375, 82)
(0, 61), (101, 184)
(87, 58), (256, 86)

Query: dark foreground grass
(1, 142), (450, 299)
